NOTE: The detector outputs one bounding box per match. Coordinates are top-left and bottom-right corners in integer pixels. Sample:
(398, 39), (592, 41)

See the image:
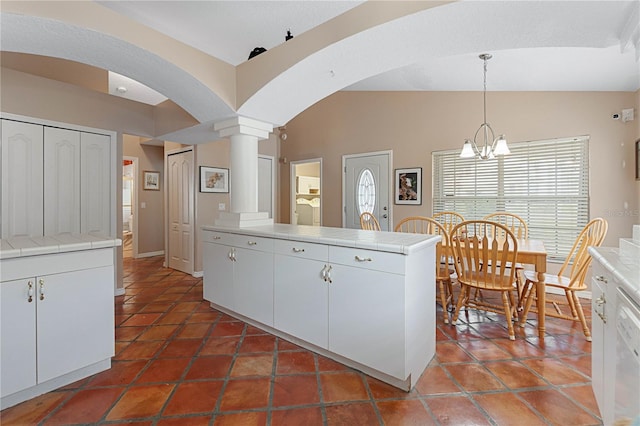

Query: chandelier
(459, 53), (510, 160)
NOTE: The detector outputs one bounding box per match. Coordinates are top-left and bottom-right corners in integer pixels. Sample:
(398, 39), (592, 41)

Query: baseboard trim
(192, 271), (203, 278)
(114, 287), (125, 297)
(135, 250), (164, 258)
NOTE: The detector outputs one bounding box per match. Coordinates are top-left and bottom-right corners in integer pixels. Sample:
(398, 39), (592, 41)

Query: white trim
(114, 287), (125, 296)
(290, 158), (323, 226)
(136, 250), (165, 258)
(341, 150), (393, 229)
(122, 155), (139, 259)
(192, 271), (203, 278)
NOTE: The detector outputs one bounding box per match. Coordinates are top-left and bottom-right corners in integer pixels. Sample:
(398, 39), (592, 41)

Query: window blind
(432, 137), (589, 261)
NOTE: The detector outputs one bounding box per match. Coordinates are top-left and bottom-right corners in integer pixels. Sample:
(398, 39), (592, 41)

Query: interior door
(167, 150), (194, 274)
(343, 152), (390, 231)
(258, 155), (274, 218)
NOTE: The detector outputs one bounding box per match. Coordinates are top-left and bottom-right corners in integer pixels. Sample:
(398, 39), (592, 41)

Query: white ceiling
(97, 0), (640, 98)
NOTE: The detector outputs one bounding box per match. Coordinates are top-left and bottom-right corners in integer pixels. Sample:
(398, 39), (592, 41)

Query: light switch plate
(141, 202), (146, 209)
(218, 203), (225, 211)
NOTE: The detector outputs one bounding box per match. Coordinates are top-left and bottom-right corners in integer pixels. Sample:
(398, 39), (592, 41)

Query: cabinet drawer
(202, 231), (274, 252)
(329, 246), (405, 275)
(274, 239), (328, 261)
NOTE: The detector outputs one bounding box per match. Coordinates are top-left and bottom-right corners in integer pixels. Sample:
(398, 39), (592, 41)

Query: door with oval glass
(343, 151), (391, 231)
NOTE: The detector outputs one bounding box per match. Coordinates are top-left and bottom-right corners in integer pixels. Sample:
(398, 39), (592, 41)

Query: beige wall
(123, 136), (165, 255)
(281, 91), (639, 248)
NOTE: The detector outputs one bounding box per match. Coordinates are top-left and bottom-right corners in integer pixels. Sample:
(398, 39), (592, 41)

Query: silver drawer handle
(355, 255), (372, 262)
(595, 295), (606, 306)
(211, 236), (221, 240)
(292, 247), (305, 253)
(594, 275), (608, 283)
(248, 241), (257, 246)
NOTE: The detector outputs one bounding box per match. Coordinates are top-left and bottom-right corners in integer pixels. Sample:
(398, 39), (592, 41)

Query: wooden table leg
(536, 271), (545, 340)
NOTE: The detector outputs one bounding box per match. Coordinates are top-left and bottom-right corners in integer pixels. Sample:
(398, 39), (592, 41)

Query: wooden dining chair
(482, 212), (528, 305)
(519, 217), (608, 341)
(359, 212), (381, 231)
(395, 216), (456, 323)
(432, 211), (465, 234)
(450, 220), (519, 340)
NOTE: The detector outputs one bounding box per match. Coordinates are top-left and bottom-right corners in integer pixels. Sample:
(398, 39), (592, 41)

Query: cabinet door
(1, 119), (44, 238)
(274, 254), (328, 348)
(0, 278), (37, 397)
(234, 247), (274, 326)
(36, 266), (114, 383)
(328, 265), (405, 378)
(591, 275), (606, 415)
(81, 132), (111, 236)
(202, 242), (234, 310)
(44, 127), (80, 235)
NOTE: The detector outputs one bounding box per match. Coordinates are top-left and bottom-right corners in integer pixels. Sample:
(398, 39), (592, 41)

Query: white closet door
(1, 119), (44, 238)
(44, 127), (80, 235)
(80, 132), (111, 236)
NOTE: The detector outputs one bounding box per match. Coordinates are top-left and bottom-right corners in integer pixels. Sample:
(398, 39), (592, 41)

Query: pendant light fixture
(460, 53), (510, 160)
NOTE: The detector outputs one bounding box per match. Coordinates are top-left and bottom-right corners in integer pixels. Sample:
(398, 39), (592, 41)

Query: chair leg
(438, 279), (449, 324)
(519, 281), (536, 327)
(571, 291), (592, 341)
(502, 291), (515, 340)
(452, 286), (469, 324)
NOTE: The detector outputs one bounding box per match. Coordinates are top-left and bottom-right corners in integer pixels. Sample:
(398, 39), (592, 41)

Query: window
(357, 168), (376, 215)
(432, 136), (589, 261)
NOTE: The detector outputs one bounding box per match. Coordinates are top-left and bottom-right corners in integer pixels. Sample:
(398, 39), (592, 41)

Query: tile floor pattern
(1, 256), (603, 425)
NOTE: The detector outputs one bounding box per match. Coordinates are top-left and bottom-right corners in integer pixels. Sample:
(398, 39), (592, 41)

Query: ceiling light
(460, 54), (510, 160)
(116, 86), (128, 94)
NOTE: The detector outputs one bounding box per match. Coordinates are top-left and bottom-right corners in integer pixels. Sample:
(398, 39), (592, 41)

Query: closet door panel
(81, 132), (111, 236)
(44, 127), (80, 235)
(1, 119), (44, 238)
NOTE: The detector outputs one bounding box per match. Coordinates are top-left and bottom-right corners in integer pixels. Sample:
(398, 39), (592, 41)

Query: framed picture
(636, 139), (640, 181)
(200, 166), (229, 193)
(143, 171), (160, 190)
(395, 167), (422, 205)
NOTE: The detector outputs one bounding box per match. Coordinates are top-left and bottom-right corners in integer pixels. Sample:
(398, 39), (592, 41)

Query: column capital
(214, 116), (273, 140)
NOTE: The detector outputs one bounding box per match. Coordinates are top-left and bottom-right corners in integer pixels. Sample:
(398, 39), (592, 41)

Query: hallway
(0, 256), (601, 425)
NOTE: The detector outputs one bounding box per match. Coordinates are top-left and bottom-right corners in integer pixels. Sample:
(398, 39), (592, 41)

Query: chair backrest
(450, 220), (518, 290)
(395, 216), (450, 280)
(360, 212), (381, 231)
(483, 212), (529, 239)
(432, 211), (465, 234)
(559, 217), (608, 286)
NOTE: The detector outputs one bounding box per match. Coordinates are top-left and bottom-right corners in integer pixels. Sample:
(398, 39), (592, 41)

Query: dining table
(513, 239), (548, 339)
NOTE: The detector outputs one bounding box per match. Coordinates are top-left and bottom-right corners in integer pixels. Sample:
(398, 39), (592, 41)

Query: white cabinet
(274, 240), (329, 348)
(1, 120), (44, 238)
(202, 231), (274, 326)
(0, 117), (113, 239)
(0, 249), (115, 408)
(202, 226), (436, 390)
(591, 261), (617, 425)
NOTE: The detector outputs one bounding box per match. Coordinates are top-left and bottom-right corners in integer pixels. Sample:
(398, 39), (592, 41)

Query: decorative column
(213, 116), (274, 227)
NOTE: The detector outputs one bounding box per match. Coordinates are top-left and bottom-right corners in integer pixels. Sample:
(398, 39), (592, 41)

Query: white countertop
(202, 223), (440, 255)
(589, 246), (640, 304)
(0, 234), (122, 259)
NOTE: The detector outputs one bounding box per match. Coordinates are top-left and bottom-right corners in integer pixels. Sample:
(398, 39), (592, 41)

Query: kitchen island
(202, 223), (440, 391)
(0, 234), (120, 409)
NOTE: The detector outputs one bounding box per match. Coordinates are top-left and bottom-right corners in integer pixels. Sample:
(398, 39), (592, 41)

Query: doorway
(122, 156), (138, 258)
(343, 151), (392, 231)
(258, 155), (275, 219)
(290, 159), (322, 226)
(166, 148), (194, 275)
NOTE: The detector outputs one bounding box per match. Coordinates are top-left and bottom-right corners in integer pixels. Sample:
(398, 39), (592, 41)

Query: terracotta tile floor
(1, 256), (603, 425)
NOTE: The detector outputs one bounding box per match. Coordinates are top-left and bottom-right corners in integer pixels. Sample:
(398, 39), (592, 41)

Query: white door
(167, 150), (194, 274)
(258, 155), (274, 218)
(1, 119), (44, 238)
(343, 152), (391, 231)
(44, 127), (81, 235)
(80, 132), (111, 236)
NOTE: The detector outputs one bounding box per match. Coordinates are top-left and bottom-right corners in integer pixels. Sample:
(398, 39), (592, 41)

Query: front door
(343, 152), (391, 231)
(167, 149), (193, 274)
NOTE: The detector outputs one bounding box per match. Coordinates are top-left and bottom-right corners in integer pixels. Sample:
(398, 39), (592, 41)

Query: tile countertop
(589, 247), (640, 304)
(202, 223), (441, 255)
(0, 234), (122, 259)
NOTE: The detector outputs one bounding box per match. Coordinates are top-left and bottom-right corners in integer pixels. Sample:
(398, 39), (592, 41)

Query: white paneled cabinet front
(44, 127), (81, 235)
(0, 117), (113, 239)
